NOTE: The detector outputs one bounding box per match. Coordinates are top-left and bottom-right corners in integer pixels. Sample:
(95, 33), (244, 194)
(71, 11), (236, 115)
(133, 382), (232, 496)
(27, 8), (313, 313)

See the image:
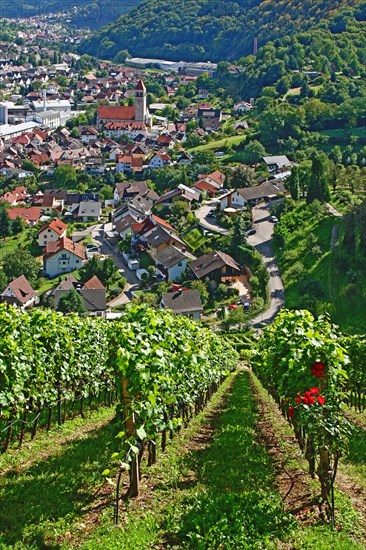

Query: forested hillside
(81, 0), (363, 61)
(0, 0), (140, 28)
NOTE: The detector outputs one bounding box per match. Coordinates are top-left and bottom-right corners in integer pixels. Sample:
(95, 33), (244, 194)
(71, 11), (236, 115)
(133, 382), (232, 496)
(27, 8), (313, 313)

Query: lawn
(138, 250), (154, 269)
(183, 227), (206, 251)
(0, 229), (33, 264)
(188, 133), (249, 153)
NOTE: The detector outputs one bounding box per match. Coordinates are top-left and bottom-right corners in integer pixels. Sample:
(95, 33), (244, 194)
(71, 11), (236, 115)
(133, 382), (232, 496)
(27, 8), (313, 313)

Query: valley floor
(0, 371), (365, 549)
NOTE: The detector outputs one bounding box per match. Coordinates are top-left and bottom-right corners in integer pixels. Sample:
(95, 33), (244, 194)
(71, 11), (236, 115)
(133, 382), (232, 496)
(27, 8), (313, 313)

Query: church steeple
(135, 79), (146, 123)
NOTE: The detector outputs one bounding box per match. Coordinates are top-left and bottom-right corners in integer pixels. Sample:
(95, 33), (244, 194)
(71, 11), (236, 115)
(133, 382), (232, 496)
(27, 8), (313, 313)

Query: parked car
(270, 215), (279, 223)
(245, 228), (256, 236)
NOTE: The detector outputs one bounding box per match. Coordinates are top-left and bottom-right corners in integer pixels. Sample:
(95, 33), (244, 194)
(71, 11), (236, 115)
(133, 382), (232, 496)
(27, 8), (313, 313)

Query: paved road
(91, 224), (139, 306)
(246, 202), (285, 328)
(195, 200), (230, 235)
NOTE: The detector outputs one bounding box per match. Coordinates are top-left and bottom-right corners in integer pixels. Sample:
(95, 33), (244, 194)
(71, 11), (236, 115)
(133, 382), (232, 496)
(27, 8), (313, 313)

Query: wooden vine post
(318, 374), (330, 507)
(122, 378), (139, 497)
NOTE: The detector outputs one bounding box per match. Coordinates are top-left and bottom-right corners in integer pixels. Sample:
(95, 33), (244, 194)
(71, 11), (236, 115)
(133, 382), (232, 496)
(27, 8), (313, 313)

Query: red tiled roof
(7, 207), (41, 223)
(136, 79), (146, 91)
(152, 214), (174, 231)
(194, 180), (219, 194)
(207, 171), (226, 186)
(97, 105), (136, 121)
(43, 237), (85, 260)
(38, 218), (67, 236)
(83, 275), (105, 290)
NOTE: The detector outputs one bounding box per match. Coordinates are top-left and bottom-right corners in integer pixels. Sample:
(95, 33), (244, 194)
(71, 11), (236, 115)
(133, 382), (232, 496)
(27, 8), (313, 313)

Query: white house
(155, 245), (195, 281)
(37, 218), (67, 247)
(43, 237), (85, 278)
(1, 275), (37, 309)
(149, 151), (172, 169)
(160, 289), (203, 320)
(73, 201), (102, 222)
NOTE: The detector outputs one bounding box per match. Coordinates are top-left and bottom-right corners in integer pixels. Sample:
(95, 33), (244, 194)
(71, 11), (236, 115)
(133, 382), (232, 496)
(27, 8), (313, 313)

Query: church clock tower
(135, 79), (147, 123)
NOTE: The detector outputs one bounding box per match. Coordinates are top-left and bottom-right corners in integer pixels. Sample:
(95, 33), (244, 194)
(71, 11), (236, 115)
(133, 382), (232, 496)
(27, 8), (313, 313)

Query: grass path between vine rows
(0, 372), (365, 549)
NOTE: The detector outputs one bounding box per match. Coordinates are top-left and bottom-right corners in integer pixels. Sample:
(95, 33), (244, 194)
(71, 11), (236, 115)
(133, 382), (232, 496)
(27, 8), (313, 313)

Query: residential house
(156, 184), (201, 208)
(139, 225), (187, 260)
(104, 121), (147, 139)
(6, 206), (41, 226)
(51, 274), (107, 316)
(80, 126), (99, 144)
(219, 181), (286, 210)
(116, 154), (144, 174)
(197, 107), (222, 129)
(262, 155), (292, 178)
(189, 251), (241, 283)
(37, 218), (67, 247)
(161, 289), (203, 320)
(1, 275), (37, 309)
(114, 180), (148, 203)
(177, 152), (193, 166)
(0, 185), (29, 205)
(149, 151), (172, 169)
(43, 237), (85, 277)
(72, 201), (102, 222)
(114, 194), (152, 222)
(155, 245), (195, 281)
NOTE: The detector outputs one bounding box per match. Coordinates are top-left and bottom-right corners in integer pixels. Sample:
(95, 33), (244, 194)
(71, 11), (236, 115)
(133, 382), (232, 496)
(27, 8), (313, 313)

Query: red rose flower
(304, 395), (315, 405)
(309, 387), (319, 395)
(317, 395), (325, 405)
(295, 396), (302, 404)
(288, 407), (295, 418)
(311, 361), (325, 378)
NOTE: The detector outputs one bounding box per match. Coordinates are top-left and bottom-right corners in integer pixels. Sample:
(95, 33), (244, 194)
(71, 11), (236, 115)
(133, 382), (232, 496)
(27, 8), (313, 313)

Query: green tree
(114, 49), (130, 64)
(80, 255), (118, 289)
(3, 248), (39, 286)
(230, 165), (255, 188)
(53, 165), (78, 189)
(12, 216), (26, 235)
(0, 270), (8, 292)
(306, 154), (331, 204)
(190, 279), (209, 306)
(57, 288), (86, 314)
(285, 166), (300, 200)
(242, 140), (266, 164)
(171, 200), (189, 218)
(0, 205), (12, 238)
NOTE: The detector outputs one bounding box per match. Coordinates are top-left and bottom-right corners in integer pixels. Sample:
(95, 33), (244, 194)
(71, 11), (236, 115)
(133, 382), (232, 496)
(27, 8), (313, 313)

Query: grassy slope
(273, 202), (366, 333)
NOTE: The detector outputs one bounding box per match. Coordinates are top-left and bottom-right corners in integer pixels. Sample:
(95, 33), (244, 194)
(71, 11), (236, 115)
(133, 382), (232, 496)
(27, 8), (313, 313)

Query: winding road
(246, 202), (285, 328)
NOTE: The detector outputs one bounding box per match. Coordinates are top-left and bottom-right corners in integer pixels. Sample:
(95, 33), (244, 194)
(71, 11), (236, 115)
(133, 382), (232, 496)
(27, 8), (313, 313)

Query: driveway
(195, 200), (230, 235)
(246, 202), (285, 328)
(71, 225), (96, 243)
(91, 224), (140, 306)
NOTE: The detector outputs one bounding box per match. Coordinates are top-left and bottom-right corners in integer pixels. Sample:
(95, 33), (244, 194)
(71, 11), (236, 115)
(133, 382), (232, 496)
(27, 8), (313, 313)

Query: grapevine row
(250, 309), (364, 525)
(0, 304), (238, 462)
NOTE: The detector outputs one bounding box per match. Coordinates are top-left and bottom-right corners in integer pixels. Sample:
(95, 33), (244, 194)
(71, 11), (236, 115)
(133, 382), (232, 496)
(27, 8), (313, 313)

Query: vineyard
(0, 303), (238, 495)
(0, 305), (366, 548)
